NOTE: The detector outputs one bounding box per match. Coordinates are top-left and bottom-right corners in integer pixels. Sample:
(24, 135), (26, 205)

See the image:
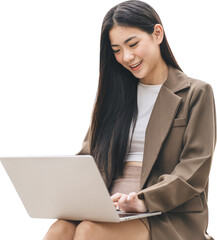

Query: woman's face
(109, 25), (164, 84)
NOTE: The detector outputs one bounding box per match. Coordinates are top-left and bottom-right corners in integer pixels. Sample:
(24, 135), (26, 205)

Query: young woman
(44, 0), (216, 239)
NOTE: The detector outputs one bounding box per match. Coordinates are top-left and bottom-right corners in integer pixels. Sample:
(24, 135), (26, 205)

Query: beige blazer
(78, 65), (216, 240)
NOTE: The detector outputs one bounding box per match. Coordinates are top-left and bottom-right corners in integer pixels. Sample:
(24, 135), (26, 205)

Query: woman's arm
(137, 83), (216, 213)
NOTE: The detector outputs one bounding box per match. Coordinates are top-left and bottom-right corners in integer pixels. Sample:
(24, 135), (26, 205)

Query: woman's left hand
(110, 192), (147, 212)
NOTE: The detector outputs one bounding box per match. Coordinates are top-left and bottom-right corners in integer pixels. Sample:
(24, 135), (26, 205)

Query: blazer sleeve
(137, 83), (217, 213)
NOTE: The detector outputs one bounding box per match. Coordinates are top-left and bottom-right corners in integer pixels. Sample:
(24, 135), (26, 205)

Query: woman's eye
(113, 49), (120, 53)
(130, 41), (139, 47)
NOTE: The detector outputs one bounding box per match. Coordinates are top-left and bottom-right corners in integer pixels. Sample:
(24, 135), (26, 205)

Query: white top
(124, 82), (162, 162)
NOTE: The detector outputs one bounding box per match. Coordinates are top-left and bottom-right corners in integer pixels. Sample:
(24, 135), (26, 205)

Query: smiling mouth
(130, 60), (143, 70)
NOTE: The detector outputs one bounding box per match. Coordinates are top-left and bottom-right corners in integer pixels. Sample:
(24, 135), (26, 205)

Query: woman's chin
(131, 71), (146, 80)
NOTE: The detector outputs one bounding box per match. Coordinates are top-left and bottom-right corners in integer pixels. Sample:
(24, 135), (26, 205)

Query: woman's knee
(43, 219), (77, 240)
(74, 221), (99, 240)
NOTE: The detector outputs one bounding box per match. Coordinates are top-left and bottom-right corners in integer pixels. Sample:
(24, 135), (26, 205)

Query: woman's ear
(153, 24), (164, 44)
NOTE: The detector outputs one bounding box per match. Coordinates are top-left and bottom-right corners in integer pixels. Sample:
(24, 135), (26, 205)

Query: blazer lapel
(140, 65), (190, 189)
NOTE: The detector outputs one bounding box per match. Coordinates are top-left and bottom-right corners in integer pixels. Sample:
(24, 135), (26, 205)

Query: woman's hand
(110, 192), (147, 213)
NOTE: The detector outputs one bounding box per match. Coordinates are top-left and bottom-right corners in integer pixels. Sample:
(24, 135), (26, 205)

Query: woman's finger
(113, 202), (118, 207)
(110, 192), (122, 202)
(117, 194), (128, 209)
(127, 192), (137, 201)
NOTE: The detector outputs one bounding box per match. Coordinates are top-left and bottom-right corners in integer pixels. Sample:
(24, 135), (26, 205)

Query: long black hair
(90, 0), (182, 182)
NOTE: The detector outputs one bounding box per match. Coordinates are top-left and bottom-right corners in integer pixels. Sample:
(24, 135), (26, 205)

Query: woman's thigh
(43, 220), (79, 240)
(74, 219), (150, 240)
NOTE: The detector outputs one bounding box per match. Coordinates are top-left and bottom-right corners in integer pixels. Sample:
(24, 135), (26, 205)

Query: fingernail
(116, 205), (119, 210)
(127, 196), (131, 201)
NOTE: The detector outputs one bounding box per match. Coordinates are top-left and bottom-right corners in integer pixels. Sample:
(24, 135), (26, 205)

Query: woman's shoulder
(182, 73), (215, 106)
(185, 75), (214, 100)
(170, 64), (214, 93)
(164, 65), (214, 94)
(187, 75), (213, 89)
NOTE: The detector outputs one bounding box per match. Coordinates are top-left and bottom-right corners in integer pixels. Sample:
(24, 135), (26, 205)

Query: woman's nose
(123, 50), (134, 63)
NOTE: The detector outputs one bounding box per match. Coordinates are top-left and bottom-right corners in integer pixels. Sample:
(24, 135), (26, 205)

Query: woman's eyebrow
(111, 36), (137, 47)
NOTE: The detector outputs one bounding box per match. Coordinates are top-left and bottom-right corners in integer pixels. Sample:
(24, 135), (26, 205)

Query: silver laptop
(0, 155), (161, 222)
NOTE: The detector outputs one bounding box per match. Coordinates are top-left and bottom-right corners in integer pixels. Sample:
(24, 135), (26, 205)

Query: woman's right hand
(111, 192), (147, 213)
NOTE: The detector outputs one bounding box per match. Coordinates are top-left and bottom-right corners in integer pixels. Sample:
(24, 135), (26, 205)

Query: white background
(0, 0), (216, 239)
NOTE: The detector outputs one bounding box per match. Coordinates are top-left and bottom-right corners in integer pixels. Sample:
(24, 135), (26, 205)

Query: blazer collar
(164, 65), (190, 93)
(140, 65), (190, 189)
